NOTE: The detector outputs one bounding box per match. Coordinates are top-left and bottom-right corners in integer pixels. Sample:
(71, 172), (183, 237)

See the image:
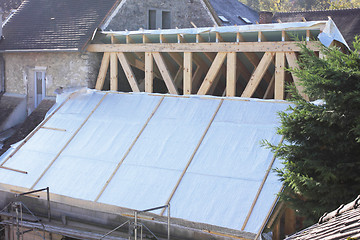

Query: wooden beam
(197, 52), (227, 95)
(241, 52), (275, 98)
(117, 52), (140, 92)
(95, 52), (110, 90)
(282, 31), (290, 41)
(196, 34), (205, 43)
(216, 32), (223, 43)
(177, 34), (185, 43)
(275, 52), (285, 100)
(183, 52), (193, 95)
(87, 41), (320, 53)
(143, 34), (150, 43)
(152, 52), (178, 94)
(226, 52), (236, 97)
(145, 52), (154, 93)
(110, 52), (118, 91)
(258, 31), (266, 42)
(285, 52), (309, 101)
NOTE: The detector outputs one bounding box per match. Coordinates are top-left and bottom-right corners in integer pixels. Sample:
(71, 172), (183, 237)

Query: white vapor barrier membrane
(98, 97), (221, 211)
(169, 100), (289, 233)
(0, 90), (291, 234)
(37, 93), (163, 200)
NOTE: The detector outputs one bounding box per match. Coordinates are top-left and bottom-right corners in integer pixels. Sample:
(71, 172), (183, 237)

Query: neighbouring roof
(0, 0), (120, 52)
(0, 99), (55, 156)
(274, 8), (360, 47)
(208, 0), (259, 25)
(0, 89), (289, 237)
(286, 195), (360, 240)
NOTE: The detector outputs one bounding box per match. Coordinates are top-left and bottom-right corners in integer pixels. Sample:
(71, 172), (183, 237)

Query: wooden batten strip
(95, 52), (110, 90)
(0, 165), (27, 174)
(160, 99), (224, 216)
(241, 52), (275, 98)
(117, 52), (140, 92)
(110, 52), (118, 91)
(226, 52), (237, 97)
(31, 93), (109, 190)
(275, 52), (285, 100)
(152, 52), (178, 94)
(95, 96), (165, 202)
(183, 52), (193, 95)
(197, 52), (227, 95)
(40, 126), (67, 132)
(145, 52), (154, 93)
(0, 91), (78, 167)
(285, 52), (309, 101)
(241, 136), (284, 231)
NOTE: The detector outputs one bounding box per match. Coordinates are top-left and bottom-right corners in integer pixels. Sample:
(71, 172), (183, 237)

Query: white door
(34, 71), (46, 108)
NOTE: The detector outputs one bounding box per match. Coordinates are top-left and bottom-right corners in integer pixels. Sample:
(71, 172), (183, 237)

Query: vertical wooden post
(95, 52), (110, 90)
(284, 207), (296, 236)
(183, 52), (193, 95)
(226, 52), (236, 97)
(275, 52), (285, 100)
(110, 52), (118, 91)
(145, 52), (154, 93)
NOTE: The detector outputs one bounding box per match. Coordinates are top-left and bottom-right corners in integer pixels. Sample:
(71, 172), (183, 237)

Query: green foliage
(265, 37), (360, 225)
(238, 0), (360, 11)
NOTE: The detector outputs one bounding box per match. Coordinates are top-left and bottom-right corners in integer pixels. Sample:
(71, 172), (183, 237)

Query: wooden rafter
(263, 74), (275, 99)
(197, 52), (227, 95)
(152, 52), (178, 94)
(117, 52), (140, 92)
(110, 52), (118, 91)
(183, 52), (193, 95)
(285, 52), (309, 101)
(226, 52), (236, 97)
(145, 52), (154, 93)
(275, 52), (285, 100)
(241, 52), (275, 98)
(95, 52), (110, 90)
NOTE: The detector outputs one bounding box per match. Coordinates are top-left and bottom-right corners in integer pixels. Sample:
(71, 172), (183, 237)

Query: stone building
(0, 0), (257, 114)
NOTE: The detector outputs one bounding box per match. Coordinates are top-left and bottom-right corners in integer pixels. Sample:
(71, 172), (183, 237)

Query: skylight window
(218, 15), (229, 23)
(238, 16), (252, 24)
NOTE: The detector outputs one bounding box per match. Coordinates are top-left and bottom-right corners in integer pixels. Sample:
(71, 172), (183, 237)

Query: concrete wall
(3, 52), (101, 113)
(104, 0), (216, 31)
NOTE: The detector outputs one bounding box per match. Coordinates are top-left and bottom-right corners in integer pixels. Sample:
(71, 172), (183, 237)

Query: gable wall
(3, 52), (101, 113)
(105, 0), (216, 31)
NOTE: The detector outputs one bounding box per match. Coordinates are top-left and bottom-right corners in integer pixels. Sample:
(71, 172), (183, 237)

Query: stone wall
(105, 0), (216, 31)
(3, 52), (101, 112)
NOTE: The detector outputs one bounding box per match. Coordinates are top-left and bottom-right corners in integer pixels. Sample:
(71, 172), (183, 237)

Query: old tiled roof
(286, 195), (360, 240)
(0, 0), (120, 52)
(274, 8), (360, 47)
(208, 0), (259, 25)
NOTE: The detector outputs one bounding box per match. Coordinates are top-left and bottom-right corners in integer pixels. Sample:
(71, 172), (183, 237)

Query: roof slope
(0, 90), (288, 235)
(208, 0), (259, 25)
(286, 195), (360, 240)
(274, 8), (360, 46)
(0, 0), (119, 51)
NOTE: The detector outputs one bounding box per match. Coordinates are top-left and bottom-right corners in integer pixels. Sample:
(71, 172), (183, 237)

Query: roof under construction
(0, 89), (289, 237)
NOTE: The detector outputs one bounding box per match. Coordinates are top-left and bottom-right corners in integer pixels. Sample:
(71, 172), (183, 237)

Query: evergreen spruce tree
(266, 37), (360, 225)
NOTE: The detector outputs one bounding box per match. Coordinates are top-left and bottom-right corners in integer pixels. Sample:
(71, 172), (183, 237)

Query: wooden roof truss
(88, 24), (325, 100)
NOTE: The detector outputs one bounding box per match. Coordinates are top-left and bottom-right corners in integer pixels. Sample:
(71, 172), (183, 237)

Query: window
(148, 9), (171, 30)
(34, 70), (46, 108)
